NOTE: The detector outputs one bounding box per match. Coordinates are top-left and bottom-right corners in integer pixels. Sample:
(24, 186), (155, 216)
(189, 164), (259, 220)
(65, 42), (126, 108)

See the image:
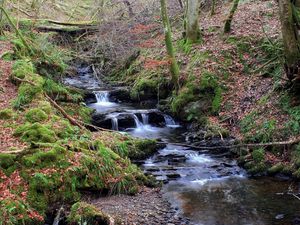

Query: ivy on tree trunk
(160, 0), (180, 90)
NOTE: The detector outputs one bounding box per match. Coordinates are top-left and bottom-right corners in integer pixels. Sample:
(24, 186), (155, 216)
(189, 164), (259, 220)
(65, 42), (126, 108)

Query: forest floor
(0, 41), (27, 152)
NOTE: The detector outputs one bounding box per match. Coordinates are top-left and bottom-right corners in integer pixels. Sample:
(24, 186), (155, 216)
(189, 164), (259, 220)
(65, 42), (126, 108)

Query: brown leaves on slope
(0, 41), (28, 152)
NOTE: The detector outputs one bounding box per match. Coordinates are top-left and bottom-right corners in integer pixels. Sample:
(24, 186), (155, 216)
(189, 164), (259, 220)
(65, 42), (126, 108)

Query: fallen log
(35, 25), (98, 35)
(158, 136), (300, 150)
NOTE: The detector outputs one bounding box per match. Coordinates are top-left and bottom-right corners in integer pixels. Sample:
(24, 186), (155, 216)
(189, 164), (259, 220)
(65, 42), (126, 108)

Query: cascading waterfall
(132, 114), (143, 129)
(141, 113), (149, 125)
(111, 117), (119, 130)
(94, 91), (110, 103)
(164, 114), (177, 126)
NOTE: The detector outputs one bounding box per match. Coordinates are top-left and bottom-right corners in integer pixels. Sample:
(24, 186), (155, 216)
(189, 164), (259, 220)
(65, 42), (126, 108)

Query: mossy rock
(252, 148), (265, 163)
(0, 109), (14, 120)
(267, 163), (284, 175)
(67, 202), (111, 225)
(248, 162), (267, 175)
(25, 108), (48, 123)
(14, 122), (56, 143)
(282, 164), (296, 175)
(292, 168), (300, 179)
(113, 139), (158, 160)
(0, 153), (17, 169)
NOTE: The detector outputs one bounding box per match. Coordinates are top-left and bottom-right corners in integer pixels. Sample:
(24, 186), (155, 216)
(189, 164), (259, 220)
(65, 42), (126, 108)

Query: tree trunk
(0, 0), (4, 34)
(123, 0), (134, 18)
(178, 0), (183, 9)
(185, 0), (201, 43)
(211, 0), (216, 16)
(160, 0), (180, 90)
(279, 0), (300, 81)
(224, 0), (239, 33)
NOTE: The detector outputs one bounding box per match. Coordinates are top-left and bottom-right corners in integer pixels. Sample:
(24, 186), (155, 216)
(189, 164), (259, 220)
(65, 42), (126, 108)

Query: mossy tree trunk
(224, 0), (239, 33)
(279, 0), (300, 82)
(0, 0), (4, 34)
(211, 0), (216, 16)
(160, 0), (180, 90)
(185, 0), (201, 43)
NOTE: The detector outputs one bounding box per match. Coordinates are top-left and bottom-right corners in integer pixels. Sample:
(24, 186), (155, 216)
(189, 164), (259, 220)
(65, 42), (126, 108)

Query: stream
(65, 66), (300, 225)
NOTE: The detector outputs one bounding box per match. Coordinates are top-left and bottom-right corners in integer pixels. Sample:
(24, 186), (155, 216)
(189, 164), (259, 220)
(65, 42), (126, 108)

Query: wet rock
(148, 112), (166, 126)
(292, 217), (300, 225)
(166, 174), (181, 179)
(110, 88), (131, 102)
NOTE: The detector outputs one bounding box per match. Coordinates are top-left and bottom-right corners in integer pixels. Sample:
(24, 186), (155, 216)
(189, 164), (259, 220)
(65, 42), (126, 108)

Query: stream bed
(65, 67), (300, 225)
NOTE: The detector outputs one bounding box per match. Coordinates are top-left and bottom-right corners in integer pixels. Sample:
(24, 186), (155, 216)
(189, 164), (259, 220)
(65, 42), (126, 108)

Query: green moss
(51, 118), (78, 139)
(22, 146), (67, 168)
(0, 109), (14, 120)
(13, 73), (45, 109)
(248, 162), (267, 175)
(67, 202), (110, 225)
(282, 164), (295, 175)
(25, 108), (48, 123)
(14, 122), (56, 143)
(11, 59), (35, 80)
(131, 77), (158, 100)
(292, 168), (300, 179)
(114, 139), (158, 160)
(267, 163), (284, 175)
(252, 148), (265, 163)
(0, 154), (17, 169)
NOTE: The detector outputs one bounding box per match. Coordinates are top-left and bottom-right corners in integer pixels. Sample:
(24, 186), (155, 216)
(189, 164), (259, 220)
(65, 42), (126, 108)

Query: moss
(52, 119), (78, 139)
(282, 164), (295, 175)
(13, 73), (45, 108)
(22, 145), (67, 168)
(0, 109), (14, 120)
(248, 162), (267, 175)
(113, 139), (158, 160)
(252, 148), (265, 163)
(267, 163), (284, 175)
(131, 77), (158, 100)
(67, 202), (110, 225)
(11, 59), (35, 80)
(38, 100), (52, 114)
(14, 122), (56, 143)
(0, 154), (17, 169)
(292, 168), (300, 179)
(25, 108), (48, 123)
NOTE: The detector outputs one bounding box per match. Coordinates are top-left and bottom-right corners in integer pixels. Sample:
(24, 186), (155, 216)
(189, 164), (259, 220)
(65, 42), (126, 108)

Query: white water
(164, 114), (180, 128)
(141, 113), (149, 125)
(93, 91), (116, 107)
(111, 117), (119, 130)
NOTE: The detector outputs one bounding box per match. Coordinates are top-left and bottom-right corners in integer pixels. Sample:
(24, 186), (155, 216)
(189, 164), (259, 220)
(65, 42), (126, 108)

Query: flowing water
(65, 67), (300, 225)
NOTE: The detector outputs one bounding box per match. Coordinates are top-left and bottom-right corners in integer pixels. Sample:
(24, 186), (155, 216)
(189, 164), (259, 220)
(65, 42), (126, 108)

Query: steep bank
(0, 29), (163, 224)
